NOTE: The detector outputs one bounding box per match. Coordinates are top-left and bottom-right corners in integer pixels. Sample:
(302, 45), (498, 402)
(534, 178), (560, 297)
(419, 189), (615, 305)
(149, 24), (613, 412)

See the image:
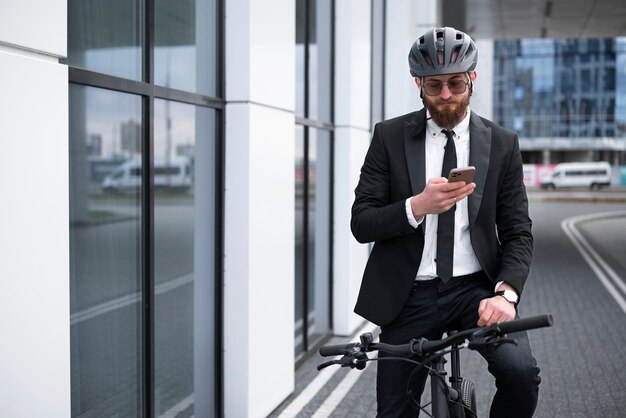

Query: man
(351, 27), (540, 417)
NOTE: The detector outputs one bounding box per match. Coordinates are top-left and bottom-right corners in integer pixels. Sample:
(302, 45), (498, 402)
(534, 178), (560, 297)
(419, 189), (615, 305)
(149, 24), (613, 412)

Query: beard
(424, 93), (470, 130)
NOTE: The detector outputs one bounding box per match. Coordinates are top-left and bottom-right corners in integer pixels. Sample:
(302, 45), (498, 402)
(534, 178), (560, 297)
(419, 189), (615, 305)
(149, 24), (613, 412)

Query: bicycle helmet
(408, 27), (478, 77)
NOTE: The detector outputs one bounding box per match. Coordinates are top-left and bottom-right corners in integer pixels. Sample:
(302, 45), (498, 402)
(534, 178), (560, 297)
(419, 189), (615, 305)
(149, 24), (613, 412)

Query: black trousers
(376, 272), (540, 418)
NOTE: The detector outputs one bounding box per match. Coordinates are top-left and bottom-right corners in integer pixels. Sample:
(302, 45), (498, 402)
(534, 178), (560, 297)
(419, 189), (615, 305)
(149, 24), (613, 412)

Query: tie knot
(442, 129), (455, 141)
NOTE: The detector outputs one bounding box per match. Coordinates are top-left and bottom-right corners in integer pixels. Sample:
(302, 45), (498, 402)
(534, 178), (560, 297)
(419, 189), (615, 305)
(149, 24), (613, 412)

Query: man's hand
(410, 177), (476, 219)
(477, 292), (516, 327)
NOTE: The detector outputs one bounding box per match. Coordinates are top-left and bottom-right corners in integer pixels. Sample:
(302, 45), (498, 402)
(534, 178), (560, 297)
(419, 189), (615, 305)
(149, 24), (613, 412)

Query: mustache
(436, 98), (459, 104)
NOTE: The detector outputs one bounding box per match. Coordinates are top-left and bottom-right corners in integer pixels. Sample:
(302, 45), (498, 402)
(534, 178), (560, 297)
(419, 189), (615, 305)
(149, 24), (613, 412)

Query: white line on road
(277, 322), (377, 418)
(311, 351), (378, 418)
(561, 211), (626, 316)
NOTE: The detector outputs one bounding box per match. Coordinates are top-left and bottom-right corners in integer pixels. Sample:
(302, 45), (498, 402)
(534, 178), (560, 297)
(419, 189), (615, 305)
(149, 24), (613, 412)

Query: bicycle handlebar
(319, 314), (553, 358)
(319, 342), (361, 357)
(496, 313), (553, 334)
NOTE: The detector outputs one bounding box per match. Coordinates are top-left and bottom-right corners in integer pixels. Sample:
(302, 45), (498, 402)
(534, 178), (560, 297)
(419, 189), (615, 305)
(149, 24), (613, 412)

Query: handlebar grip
(319, 343), (357, 357)
(497, 314), (553, 334)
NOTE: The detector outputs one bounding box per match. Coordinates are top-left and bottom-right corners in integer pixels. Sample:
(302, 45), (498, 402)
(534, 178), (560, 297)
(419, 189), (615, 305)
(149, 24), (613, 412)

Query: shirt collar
(425, 107), (471, 139)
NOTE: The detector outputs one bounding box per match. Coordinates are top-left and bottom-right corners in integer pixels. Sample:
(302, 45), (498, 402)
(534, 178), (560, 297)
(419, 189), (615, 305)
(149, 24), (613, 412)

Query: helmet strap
(467, 72), (474, 96)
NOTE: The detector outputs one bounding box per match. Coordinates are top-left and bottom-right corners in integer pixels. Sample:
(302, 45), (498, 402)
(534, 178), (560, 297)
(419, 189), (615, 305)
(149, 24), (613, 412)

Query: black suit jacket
(351, 108), (533, 326)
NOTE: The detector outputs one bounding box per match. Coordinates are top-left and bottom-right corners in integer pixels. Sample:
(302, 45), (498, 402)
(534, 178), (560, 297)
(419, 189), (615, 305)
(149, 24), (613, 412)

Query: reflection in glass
(294, 126), (305, 357)
(66, 0), (142, 80)
(154, 100), (216, 416)
(69, 85), (143, 417)
(307, 130), (319, 346)
(296, 0), (332, 122)
(294, 127), (330, 358)
(296, 0), (306, 117)
(155, 0), (218, 95)
(308, 128), (331, 349)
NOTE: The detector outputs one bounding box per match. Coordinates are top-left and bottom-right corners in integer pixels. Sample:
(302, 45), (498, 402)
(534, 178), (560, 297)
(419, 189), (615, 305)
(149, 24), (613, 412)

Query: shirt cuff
(405, 198), (424, 229)
(495, 281), (518, 295)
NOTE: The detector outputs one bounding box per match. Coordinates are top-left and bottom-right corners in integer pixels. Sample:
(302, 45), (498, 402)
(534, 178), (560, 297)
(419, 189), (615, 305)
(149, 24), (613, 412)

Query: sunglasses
(422, 78), (471, 96)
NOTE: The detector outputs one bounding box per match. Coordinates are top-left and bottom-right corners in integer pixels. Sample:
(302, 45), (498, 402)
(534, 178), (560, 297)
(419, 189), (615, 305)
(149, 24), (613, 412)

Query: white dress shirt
(404, 109), (483, 280)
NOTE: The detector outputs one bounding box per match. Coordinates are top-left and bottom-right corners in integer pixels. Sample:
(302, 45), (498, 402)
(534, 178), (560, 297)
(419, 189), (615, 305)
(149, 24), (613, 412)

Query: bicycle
(318, 314), (553, 417)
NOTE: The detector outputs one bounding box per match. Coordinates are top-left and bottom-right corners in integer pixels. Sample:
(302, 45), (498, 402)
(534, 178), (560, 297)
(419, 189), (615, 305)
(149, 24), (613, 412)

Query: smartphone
(448, 166), (476, 184)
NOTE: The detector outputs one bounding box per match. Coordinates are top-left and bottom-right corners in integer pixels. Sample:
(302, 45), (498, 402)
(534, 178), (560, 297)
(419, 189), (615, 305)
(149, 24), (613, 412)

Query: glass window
(67, 1), (222, 416)
(66, 0), (142, 80)
(154, 0), (219, 95)
(154, 100), (216, 416)
(296, 0), (307, 117)
(69, 85), (143, 417)
(294, 125), (305, 357)
(294, 0), (333, 360)
(294, 127), (331, 358)
(308, 128), (331, 348)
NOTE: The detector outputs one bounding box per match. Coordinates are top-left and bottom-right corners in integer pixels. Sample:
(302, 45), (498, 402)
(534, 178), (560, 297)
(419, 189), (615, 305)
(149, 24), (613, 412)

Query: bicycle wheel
(460, 378), (477, 416)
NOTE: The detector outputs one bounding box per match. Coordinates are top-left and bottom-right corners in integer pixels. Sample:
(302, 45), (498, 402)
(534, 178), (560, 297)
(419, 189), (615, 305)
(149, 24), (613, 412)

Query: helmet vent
(422, 51), (433, 66)
(451, 45), (461, 64)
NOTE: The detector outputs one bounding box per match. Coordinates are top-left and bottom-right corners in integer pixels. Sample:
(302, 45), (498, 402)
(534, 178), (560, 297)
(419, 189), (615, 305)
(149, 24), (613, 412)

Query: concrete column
(0, 1), (69, 417)
(224, 0), (295, 416)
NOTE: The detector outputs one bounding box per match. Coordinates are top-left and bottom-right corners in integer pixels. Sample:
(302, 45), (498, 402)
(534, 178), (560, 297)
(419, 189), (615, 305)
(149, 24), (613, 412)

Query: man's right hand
(410, 177), (476, 219)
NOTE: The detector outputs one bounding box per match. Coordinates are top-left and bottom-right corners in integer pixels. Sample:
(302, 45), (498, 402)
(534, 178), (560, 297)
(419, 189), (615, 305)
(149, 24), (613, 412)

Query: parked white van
(540, 162), (611, 190)
(102, 157), (192, 193)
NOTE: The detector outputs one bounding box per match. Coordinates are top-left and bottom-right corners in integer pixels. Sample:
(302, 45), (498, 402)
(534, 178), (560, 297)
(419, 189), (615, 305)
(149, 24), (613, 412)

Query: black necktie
(437, 129), (457, 282)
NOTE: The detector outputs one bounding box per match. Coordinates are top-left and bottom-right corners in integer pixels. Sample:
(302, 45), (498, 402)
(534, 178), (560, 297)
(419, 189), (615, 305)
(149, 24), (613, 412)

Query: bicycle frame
(425, 340), (471, 418)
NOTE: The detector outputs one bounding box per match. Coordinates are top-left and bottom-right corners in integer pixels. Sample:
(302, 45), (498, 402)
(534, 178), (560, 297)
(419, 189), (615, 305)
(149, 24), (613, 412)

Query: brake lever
(317, 352), (369, 371)
(317, 360), (339, 371)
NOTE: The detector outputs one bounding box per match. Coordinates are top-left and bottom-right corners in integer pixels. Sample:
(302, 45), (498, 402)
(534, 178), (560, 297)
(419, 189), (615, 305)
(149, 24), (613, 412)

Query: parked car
(540, 162), (611, 190)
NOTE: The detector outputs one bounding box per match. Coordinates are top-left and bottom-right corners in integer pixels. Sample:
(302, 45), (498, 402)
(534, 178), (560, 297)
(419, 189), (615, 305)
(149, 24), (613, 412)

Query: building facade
(493, 37), (626, 165)
(1, 1), (439, 417)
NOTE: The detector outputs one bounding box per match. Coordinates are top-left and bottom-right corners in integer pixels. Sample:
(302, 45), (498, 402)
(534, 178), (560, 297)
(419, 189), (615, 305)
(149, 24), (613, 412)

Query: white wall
(333, 0), (374, 336)
(0, 1), (70, 416)
(224, 0), (295, 416)
(0, 0), (66, 57)
(471, 39), (494, 120)
(384, 0), (439, 119)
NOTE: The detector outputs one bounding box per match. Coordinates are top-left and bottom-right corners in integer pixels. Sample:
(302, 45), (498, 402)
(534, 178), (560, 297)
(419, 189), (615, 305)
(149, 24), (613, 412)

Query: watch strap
(494, 290), (518, 304)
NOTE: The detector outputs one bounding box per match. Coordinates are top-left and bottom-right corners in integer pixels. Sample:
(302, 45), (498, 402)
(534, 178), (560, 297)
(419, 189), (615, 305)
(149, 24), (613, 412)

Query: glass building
(493, 37), (626, 165)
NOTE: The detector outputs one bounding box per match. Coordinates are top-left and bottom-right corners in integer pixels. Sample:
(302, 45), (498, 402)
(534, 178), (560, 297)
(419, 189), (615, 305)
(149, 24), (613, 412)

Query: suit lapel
(404, 109), (427, 196)
(468, 112), (491, 226)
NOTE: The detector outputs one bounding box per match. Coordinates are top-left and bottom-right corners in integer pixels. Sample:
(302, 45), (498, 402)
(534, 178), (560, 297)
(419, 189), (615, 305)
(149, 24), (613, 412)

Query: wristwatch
(495, 290), (519, 305)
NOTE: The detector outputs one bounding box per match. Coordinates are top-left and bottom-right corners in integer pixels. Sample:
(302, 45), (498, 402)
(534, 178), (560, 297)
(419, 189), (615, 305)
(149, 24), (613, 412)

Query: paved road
(271, 198), (626, 417)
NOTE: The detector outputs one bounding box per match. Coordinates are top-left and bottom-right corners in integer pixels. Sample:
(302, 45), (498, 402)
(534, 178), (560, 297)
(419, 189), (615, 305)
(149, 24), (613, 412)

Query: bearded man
(350, 27), (540, 417)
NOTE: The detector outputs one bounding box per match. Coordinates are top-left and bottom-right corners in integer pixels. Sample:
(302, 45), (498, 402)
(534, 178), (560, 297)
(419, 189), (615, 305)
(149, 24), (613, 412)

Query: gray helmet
(408, 27), (478, 77)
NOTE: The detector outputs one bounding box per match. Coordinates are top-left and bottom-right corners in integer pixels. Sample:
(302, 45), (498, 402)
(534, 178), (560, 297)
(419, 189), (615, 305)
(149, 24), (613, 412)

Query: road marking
(311, 351), (378, 418)
(277, 322), (377, 418)
(70, 273), (193, 325)
(562, 211), (626, 315)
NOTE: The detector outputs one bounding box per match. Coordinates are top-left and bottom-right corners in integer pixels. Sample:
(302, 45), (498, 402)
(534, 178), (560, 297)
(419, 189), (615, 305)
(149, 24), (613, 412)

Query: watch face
(503, 290), (518, 303)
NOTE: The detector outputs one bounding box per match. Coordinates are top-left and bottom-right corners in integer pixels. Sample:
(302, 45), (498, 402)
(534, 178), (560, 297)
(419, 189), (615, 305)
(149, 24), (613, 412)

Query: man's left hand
(477, 293), (516, 327)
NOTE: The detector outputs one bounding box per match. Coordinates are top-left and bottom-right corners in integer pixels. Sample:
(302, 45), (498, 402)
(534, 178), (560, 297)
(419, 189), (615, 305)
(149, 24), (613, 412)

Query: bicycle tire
(460, 379), (477, 416)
